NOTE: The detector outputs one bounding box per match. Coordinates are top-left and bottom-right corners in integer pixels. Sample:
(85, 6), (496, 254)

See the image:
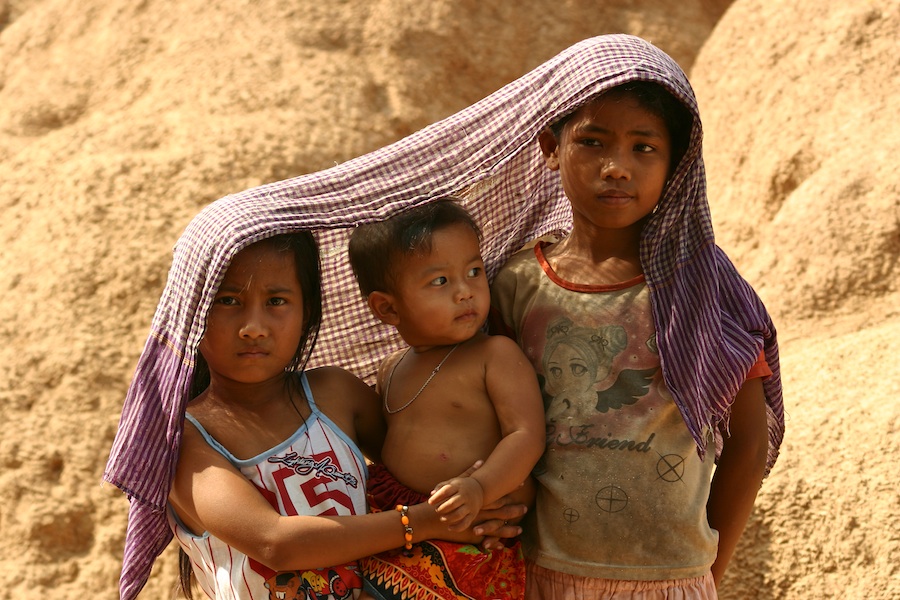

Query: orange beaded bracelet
(395, 504), (413, 556)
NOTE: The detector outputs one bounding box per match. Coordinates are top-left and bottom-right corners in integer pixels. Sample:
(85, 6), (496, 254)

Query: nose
(239, 306), (269, 339)
(600, 149), (631, 180)
(454, 280), (474, 302)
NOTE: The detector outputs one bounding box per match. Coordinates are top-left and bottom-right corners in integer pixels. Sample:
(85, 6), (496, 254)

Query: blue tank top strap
(297, 370), (320, 415)
(183, 412), (233, 460)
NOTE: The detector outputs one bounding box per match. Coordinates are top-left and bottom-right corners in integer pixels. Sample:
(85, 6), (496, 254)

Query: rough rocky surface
(2, 0), (897, 598)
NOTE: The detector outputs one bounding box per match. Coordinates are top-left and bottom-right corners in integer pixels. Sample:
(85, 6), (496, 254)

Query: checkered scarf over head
(104, 34), (784, 598)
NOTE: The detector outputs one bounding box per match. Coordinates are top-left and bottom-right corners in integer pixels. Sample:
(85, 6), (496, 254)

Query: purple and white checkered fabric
(104, 34), (784, 599)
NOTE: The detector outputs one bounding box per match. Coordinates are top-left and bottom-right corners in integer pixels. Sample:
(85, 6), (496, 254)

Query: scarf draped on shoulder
(104, 34), (784, 599)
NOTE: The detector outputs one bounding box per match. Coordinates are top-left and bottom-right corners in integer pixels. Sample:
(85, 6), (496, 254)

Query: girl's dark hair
(348, 198), (481, 297)
(549, 81), (693, 173)
(179, 230), (322, 598)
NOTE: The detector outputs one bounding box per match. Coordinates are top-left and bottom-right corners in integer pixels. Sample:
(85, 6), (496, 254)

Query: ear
(538, 128), (561, 171)
(367, 291), (400, 326)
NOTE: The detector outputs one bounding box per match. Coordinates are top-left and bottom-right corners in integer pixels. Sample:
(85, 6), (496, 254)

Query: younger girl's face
(199, 241), (305, 386)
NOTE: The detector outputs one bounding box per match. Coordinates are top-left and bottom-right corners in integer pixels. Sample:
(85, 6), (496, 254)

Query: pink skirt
(526, 562), (717, 600)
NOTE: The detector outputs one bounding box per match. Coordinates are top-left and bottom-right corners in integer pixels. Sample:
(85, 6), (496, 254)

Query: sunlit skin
(533, 88), (771, 588)
(366, 222), (544, 532)
(169, 239), (529, 577)
(538, 90), (672, 285)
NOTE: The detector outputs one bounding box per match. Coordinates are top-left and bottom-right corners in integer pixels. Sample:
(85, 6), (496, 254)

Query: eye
(430, 276), (448, 286)
(570, 363), (588, 377)
(268, 297), (287, 306)
(634, 143), (655, 153)
(467, 267), (482, 278)
(215, 295), (239, 306)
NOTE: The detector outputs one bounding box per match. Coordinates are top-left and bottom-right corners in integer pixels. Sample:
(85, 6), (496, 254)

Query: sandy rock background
(0, 0), (897, 598)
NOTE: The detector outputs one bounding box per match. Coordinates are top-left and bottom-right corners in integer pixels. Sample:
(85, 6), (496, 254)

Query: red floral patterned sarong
(360, 464), (525, 600)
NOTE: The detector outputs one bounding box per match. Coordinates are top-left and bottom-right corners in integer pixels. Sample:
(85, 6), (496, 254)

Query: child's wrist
(469, 474), (487, 504)
(394, 505), (414, 556)
(407, 503), (438, 542)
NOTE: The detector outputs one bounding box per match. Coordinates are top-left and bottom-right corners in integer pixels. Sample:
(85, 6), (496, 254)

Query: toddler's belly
(381, 430), (497, 495)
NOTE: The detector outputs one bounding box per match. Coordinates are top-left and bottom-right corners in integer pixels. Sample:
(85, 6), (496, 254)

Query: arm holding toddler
(169, 421), (521, 572)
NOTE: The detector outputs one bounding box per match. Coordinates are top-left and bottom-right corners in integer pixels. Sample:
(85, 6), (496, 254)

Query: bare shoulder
(178, 414), (206, 455)
(305, 366), (384, 456)
(481, 332), (526, 353)
(305, 366), (376, 401)
(477, 332), (531, 364)
(305, 366), (377, 417)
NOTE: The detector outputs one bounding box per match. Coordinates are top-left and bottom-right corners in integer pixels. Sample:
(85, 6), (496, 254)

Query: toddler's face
(540, 90), (672, 234)
(387, 222), (490, 348)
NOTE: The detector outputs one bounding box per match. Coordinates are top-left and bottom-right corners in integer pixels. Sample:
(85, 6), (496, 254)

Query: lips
(597, 188), (632, 199)
(596, 189), (633, 206)
(455, 309), (480, 321)
(237, 347), (269, 357)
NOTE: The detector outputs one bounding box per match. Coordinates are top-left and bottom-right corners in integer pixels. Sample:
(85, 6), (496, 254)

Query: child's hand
(428, 477), (484, 531)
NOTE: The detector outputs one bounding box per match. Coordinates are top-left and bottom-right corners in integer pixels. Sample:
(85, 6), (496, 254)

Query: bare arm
(311, 366), (386, 464)
(169, 421), (452, 573)
(430, 336), (545, 530)
(707, 377), (769, 586)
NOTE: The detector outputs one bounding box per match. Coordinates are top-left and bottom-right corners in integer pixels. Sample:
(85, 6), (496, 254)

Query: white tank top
(169, 372), (368, 600)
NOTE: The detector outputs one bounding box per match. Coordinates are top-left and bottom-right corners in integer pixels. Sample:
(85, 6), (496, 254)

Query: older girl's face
(540, 90), (672, 236)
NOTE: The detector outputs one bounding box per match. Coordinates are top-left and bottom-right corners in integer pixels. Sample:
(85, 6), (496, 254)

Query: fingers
(473, 503), (527, 538)
(444, 511), (476, 532)
(477, 501), (527, 524)
(473, 518), (523, 540)
(480, 535), (503, 551)
(433, 496), (476, 530)
(458, 460), (484, 478)
(428, 483), (454, 506)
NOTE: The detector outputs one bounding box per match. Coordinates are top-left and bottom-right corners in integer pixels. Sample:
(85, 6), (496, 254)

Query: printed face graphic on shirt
(542, 318), (631, 420)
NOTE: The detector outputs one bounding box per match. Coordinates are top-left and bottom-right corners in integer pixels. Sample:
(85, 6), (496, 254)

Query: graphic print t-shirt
(491, 244), (718, 581)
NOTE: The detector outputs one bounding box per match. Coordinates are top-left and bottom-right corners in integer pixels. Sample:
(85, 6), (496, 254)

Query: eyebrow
(265, 286), (297, 294)
(419, 253), (484, 274)
(216, 283), (296, 294)
(575, 123), (666, 139)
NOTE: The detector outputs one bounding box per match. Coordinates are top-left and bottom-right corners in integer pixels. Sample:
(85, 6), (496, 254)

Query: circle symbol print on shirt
(595, 485), (629, 513)
(656, 453), (686, 483)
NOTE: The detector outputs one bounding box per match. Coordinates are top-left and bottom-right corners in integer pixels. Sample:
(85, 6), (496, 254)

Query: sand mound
(692, 1), (900, 597)
(1, 0), (897, 598)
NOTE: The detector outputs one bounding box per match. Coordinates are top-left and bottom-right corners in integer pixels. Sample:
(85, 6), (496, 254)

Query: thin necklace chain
(383, 344), (460, 414)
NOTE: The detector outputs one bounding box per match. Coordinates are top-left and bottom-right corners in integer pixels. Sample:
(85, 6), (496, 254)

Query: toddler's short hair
(348, 198), (480, 297)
